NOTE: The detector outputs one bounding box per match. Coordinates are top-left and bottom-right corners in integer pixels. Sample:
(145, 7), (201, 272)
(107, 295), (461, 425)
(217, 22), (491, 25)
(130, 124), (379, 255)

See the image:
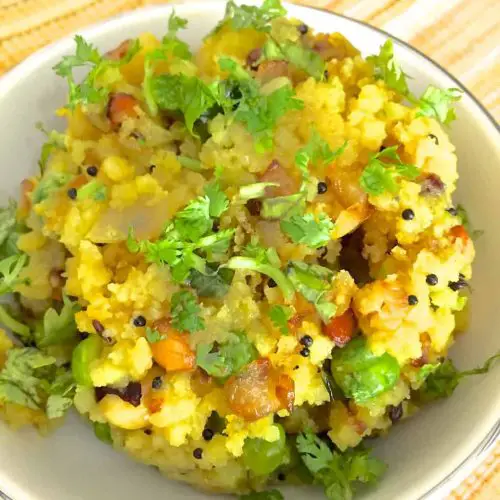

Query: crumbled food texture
(0, 6), (476, 497)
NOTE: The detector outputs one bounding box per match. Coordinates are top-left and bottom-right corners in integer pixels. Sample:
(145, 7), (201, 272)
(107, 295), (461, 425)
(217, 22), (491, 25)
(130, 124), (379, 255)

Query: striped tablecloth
(0, 0), (498, 498)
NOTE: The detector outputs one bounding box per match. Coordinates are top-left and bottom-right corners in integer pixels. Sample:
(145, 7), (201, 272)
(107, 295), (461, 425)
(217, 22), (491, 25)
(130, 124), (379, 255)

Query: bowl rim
(0, 2), (498, 499)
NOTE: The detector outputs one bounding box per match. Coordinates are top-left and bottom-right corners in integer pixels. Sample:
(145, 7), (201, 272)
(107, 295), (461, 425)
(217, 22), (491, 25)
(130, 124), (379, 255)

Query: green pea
(331, 337), (400, 403)
(243, 424), (288, 476)
(72, 335), (103, 386)
(93, 421), (113, 444)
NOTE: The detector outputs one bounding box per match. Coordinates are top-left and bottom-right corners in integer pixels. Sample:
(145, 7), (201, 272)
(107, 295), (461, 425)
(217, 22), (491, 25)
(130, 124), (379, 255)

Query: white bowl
(0, 2), (498, 499)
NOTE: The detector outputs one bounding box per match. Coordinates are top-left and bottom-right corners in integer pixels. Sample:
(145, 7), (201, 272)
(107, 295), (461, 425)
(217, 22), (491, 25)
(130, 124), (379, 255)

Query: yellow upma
(0, 1), (490, 499)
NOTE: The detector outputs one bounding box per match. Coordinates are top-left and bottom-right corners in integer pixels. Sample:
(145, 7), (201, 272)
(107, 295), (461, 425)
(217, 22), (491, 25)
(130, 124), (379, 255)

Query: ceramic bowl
(0, 2), (498, 499)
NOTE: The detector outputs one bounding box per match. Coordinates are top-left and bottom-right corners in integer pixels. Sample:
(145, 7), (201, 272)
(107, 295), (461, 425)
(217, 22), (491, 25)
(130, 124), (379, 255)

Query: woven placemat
(0, 0), (498, 498)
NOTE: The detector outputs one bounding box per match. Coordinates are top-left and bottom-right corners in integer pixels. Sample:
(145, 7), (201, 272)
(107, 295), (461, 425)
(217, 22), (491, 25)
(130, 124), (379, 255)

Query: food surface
(0, 1), (494, 498)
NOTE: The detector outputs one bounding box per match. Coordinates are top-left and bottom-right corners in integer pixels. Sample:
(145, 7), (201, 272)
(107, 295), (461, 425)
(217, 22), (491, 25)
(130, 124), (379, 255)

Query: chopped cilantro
(415, 86), (462, 125)
(34, 295), (79, 347)
(36, 122), (66, 173)
(170, 290), (205, 333)
(0, 253), (29, 296)
(77, 180), (108, 201)
(145, 327), (165, 343)
(0, 201), (18, 249)
(367, 39), (411, 96)
(295, 131), (347, 190)
(150, 74), (217, 135)
(261, 193), (305, 220)
(456, 204), (483, 240)
(281, 213), (334, 249)
(296, 431), (386, 499)
(262, 132), (346, 219)
(143, 12), (192, 115)
(417, 353), (500, 403)
(296, 431), (333, 473)
(45, 370), (76, 419)
(32, 172), (72, 204)
(174, 196), (212, 242)
(218, 57), (303, 151)
(196, 331), (258, 380)
(205, 181), (229, 218)
(268, 304), (293, 334)
(368, 41), (462, 125)
(129, 182), (233, 283)
(0, 348), (56, 410)
(359, 145), (420, 196)
(262, 39), (325, 80)
(214, 0), (286, 34)
(189, 266), (234, 299)
(0, 347), (75, 418)
(286, 261), (336, 322)
(53, 35), (140, 110)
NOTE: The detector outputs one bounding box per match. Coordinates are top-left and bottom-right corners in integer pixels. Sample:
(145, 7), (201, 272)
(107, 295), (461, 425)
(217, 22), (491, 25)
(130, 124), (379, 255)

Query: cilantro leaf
(417, 353), (500, 403)
(151, 74), (217, 134)
(219, 57), (303, 151)
(77, 180), (108, 201)
(262, 39), (325, 80)
(45, 369), (76, 419)
(174, 197), (212, 242)
(318, 448), (386, 499)
(0, 347), (56, 410)
(189, 266), (234, 299)
(294, 130), (347, 195)
(367, 39), (411, 96)
(35, 122), (66, 173)
(145, 327), (166, 343)
(0, 201), (18, 249)
(415, 86), (462, 125)
(0, 253), (29, 296)
(196, 331), (258, 380)
(46, 394), (73, 419)
(297, 431), (386, 499)
(239, 490), (284, 500)
(261, 193), (305, 220)
(269, 305), (293, 335)
(456, 204), (483, 240)
(214, 0), (286, 34)
(360, 146), (420, 196)
(166, 10), (189, 35)
(143, 11), (192, 115)
(54, 35), (140, 110)
(286, 261), (336, 322)
(296, 431), (333, 473)
(32, 172), (73, 204)
(204, 181), (229, 218)
(35, 295), (80, 347)
(170, 290), (204, 333)
(281, 213), (334, 249)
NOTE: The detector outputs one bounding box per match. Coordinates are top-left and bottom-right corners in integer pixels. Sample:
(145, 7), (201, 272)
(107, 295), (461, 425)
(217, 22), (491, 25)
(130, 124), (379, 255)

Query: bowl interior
(0, 2), (498, 499)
